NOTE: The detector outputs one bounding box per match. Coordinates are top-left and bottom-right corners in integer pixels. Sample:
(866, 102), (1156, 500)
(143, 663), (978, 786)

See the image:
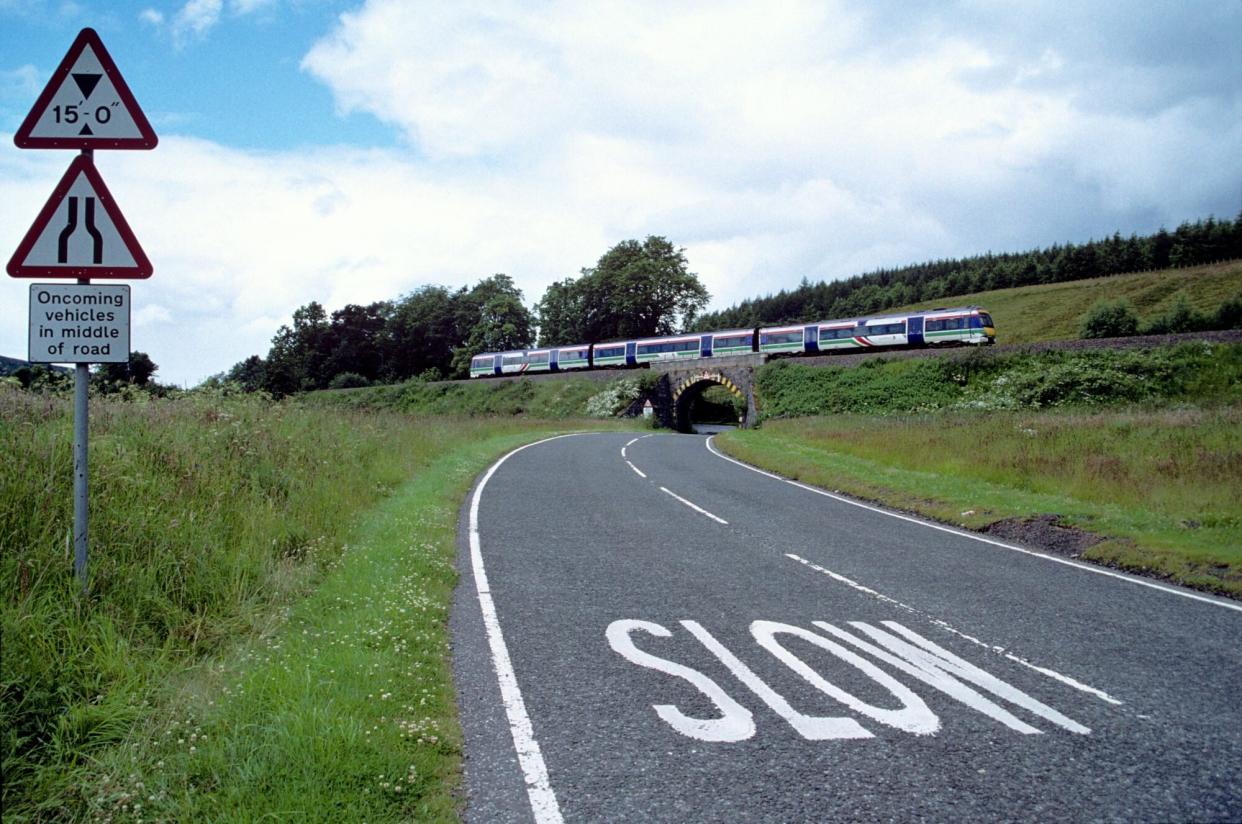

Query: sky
(2, 0), (1240, 386)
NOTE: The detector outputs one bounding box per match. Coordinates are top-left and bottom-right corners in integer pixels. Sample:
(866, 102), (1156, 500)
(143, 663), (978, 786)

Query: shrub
(1211, 295), (1242, 330)
(328, 372), (371, 389)
(1141, 293), (1206, 335)
(1080, 298), (1140, 339)
(585, 377), (642, 417)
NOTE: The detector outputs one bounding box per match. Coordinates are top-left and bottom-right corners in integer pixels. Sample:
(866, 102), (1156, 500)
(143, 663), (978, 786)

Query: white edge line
(470, 434), (573, 824)
(660, 486), (729, 524)
(787, 553), (1125, 706)
(707, 437), (1242, 614)
(626, 460), (647, 478)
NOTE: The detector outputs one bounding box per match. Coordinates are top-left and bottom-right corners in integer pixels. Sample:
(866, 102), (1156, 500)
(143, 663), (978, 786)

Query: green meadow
(897, 259), (1242, 344)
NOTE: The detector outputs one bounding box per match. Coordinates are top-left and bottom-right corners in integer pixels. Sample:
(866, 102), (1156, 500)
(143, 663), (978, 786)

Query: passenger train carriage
(470, 306), (994, 377)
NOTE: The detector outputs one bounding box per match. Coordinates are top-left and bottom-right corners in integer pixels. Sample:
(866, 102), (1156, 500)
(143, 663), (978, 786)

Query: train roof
(758, 305), (987, 330)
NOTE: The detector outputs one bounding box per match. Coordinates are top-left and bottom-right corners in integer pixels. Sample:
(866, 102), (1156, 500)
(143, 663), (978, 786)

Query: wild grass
(0, 385), (620, 819)
(76, 427), (585, 822)
(895, 259), (1242, 344)
(307, 375), (613, 418)
(717, 406), (1242, 596)
(756, 341), (1242, 419)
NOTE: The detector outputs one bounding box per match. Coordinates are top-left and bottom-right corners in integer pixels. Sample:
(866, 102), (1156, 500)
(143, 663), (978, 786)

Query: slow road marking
(608, 618), (1092, 742)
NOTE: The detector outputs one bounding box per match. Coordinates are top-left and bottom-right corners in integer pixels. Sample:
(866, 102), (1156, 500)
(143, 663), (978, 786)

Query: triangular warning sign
(7, 155), (153, 279)
(14, 28), (157, 150)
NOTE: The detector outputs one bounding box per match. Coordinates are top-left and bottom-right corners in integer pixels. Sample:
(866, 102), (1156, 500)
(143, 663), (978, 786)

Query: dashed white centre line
(786, 553), (1124, 706)
(622, 434), (655, 479)
(705, 436), (1242, 614)
(661, 486), (729, 524)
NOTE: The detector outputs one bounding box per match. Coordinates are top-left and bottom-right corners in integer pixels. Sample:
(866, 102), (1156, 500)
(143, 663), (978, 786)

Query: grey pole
(73, 342), (88, 595)
(73, 146), (92, 596)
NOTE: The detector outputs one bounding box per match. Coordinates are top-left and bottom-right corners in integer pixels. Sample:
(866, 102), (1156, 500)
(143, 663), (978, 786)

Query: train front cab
(922, 308), (995, 346)
(470, 353), (501, 378)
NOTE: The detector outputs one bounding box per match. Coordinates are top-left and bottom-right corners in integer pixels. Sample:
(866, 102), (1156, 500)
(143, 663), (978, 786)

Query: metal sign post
(74, 305), (89, 591)
(9, 29), (157, 595)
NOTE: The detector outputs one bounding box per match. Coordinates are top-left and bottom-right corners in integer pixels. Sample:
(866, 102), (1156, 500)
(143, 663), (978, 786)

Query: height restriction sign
(13, 27), (157, 150)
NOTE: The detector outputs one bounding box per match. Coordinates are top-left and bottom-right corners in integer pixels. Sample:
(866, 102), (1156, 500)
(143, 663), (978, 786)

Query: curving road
(450, 432), (1242, 823)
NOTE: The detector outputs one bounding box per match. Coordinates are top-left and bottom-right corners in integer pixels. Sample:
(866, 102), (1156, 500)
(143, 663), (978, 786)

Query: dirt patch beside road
(982, 514), (1106, 558)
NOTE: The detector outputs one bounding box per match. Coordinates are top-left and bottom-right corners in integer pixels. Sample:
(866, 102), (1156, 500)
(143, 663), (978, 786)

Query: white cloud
(134, 304), (173, 326)
(1, 65), (41, 101)
(172, 0), (223, 43)
(139, 8), (164, 26)
(229, 0), (276, 14)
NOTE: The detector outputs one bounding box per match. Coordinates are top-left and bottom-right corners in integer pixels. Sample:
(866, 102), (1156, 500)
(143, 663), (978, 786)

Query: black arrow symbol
(72, 73), (102, 99)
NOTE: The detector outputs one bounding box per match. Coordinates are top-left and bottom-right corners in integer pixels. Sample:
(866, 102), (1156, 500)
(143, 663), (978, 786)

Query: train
(469, 306), (995, 378)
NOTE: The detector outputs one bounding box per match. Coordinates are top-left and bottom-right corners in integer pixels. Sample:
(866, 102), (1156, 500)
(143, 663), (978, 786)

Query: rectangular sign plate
(29, 283), (131, 363)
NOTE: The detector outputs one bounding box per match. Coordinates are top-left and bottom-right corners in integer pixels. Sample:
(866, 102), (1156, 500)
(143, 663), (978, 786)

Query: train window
(761, 331), (802, 345)
(638, 339), (697, 355)
(471, 356), (490, 368)
(977, 313), (994, 327)
(926, 318), (964, 332)
(865, 322), (906, 335)
(502, 354), (525, 366)
(819, 327), (854, 341)
(596, 346), (624, 359)
(714, 335), (750, 349)
(561, 349), (587, 360)
(528, 352), (549, 364)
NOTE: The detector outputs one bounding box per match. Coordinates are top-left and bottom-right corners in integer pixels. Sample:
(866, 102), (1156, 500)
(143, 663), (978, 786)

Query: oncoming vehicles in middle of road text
(469, 306), (996, 378)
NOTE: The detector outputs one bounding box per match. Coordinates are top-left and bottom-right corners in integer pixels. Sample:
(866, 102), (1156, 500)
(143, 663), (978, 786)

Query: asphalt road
(450, 432), (1242, 823)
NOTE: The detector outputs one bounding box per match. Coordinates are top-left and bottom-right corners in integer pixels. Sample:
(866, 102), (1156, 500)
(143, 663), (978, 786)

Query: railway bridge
(646, 353), (767, 432)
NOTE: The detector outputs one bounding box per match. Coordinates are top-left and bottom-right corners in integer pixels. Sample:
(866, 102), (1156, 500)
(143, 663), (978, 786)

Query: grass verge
(0, 384), (629, 820)
(75, 424), (600, 822)
(716, 408), (1242, 598)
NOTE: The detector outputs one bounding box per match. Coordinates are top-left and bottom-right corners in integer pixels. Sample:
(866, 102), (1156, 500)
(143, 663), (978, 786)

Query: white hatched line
(660, 486), (729, 524)
(627, 460), (647, 478)
(470, 435), (571, 824)
(706, 437), (1242, 614)
(786, 553), (1124, 706)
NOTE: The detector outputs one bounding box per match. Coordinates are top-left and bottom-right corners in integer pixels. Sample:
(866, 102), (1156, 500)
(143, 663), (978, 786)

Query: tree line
(217, 215), (1241, 395)
(692, 213), (1242, 331)
(216, 236), (707, 394)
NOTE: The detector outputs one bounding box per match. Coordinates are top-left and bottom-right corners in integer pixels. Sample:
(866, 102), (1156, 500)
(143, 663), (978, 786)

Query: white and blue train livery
(470, 306), (994, 377)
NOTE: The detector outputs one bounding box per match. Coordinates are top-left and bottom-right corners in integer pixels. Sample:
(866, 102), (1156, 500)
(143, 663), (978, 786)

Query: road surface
(450, 432), (1241, 823)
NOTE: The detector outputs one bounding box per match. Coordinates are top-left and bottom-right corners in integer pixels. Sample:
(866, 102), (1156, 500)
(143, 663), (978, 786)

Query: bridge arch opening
(672, 375), (748, 433)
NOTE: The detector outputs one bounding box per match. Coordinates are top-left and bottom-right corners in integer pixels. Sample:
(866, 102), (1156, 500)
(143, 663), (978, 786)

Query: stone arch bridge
(646, 354), (767, 432)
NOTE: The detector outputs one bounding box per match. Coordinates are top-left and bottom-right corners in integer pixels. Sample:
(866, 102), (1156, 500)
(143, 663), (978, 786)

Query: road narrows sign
(7, 154), (152, 279)
(13, 27), (158, 150)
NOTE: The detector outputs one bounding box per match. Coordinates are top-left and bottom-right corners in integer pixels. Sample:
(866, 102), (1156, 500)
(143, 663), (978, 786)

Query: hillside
(894, 260), (1241, 344)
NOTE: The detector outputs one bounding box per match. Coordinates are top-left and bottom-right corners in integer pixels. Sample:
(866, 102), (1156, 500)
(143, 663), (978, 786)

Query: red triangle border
(7, 155), (153, 279)
(14, 27), (158, 151)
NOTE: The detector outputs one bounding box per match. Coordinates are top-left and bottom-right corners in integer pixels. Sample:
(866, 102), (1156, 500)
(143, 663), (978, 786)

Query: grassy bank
(717, 407), (1242, 597)
(741, 341), (1242, 596)
(0, 385), (619, 819)
(756, 341), (1242, 419)
(896, 259), (1242, 344)
(308, 375), (617, 417)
